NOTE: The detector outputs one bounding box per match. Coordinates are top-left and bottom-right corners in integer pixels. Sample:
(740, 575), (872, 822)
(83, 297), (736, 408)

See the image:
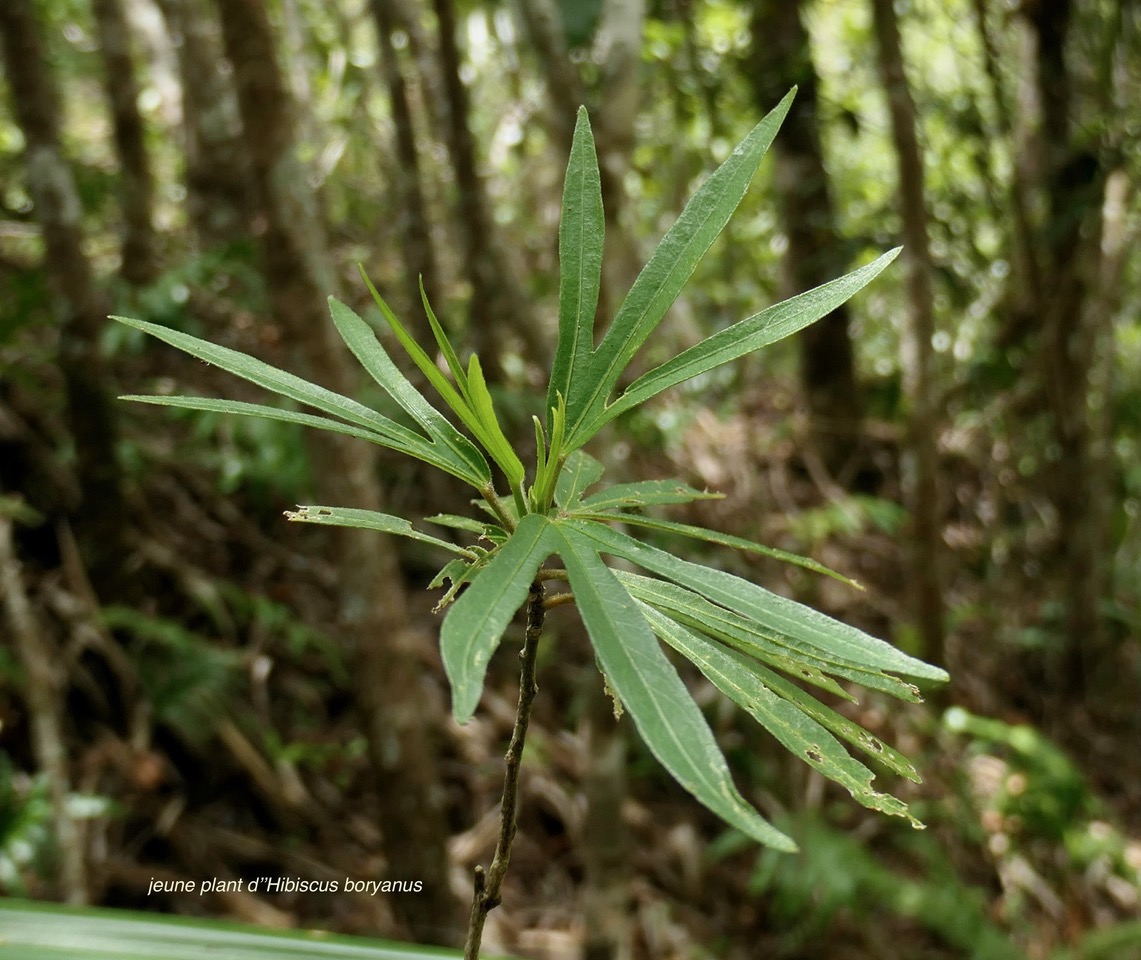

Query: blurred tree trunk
(155, 0), (250, 246)
(1024, 0), (1106, 693)
(747, 0), (863, 479)
(579, 674), (631, 960)
(970, 0), (1041, 330)
(591, 0), (650, 329)
(0, 0), (131, 603)
(0, 512), (87, 904)
(214, 0), (460, 943)
(92, 0), (157, 285)
(431, 0), (540, 374)
(368, 0), (440, 309)
(870, 0), (946, 669)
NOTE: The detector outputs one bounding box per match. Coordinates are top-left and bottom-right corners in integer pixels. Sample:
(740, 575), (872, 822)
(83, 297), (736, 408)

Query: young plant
(116, 89), (948, 957)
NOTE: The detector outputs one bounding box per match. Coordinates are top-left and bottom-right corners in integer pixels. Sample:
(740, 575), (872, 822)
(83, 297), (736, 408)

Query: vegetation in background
(0, 0), (1137, 957)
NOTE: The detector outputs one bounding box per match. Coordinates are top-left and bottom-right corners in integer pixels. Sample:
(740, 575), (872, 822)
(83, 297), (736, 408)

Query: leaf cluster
(115, 89), (945, 851)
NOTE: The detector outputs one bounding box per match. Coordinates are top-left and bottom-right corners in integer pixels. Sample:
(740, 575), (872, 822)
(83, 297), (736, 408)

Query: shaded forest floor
(3, 336), (1140, 960)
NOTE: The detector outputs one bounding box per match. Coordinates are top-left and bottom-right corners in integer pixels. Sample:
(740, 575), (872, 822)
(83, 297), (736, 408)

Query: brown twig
(463, 577), (546, 959)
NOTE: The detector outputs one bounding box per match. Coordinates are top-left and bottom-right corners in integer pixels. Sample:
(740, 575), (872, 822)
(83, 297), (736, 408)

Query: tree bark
(431, 0), (540, 374)
(0, 0), (131, 603)
(214, 0), (460, 942)
(1025, 0), (1106, 693)
(368, 0), (440, 309)
(92, 0), (158, 284)
(154, 0), (250, 245)
(870, 0), (946, 669)
(0, 511), (87, 904)
(748, 0), (863, 478)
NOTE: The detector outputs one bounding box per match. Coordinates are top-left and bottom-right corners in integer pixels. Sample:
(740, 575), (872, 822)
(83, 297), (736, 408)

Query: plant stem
(482, 483), (517, 533)
(463, 578), (546, 959)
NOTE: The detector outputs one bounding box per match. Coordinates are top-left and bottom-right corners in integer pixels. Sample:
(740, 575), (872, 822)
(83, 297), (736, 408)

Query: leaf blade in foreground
(566, 89), (795, 444)
(639, 604), (922, 825)
(549, 106), (604, 421)
(603, 248), (901, 424)
(552, 523), (796, 851)
(567, 518), (948, 684)
(441, 514), (556, 723)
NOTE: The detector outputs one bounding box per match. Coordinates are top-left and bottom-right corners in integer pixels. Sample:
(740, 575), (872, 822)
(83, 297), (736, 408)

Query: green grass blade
(285, 506), (477, 558)
(328, 298), (491, 486)
(565, 89), (795, 445)
(552, 523), (795, 851)
(639, 604), (922, 825)
(575, 510), (859, 587)
(549, 106), (604, 422)
(113, 316), (413, 439)
(554, 450), (605, 508)
(440, 514), (556, 722)
(575, 480), (723, 512)
(567, 518), (948, 684)
(603, 248), (901, 425)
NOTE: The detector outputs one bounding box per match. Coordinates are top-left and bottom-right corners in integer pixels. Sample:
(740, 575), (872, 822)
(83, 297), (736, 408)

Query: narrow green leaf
(576, 510), (859, 587)
(121, 394), (398, 449)
(575, 479), (724, 512)
(359, 269), (482, 434)
(602, 248), (901, 425)
(429, 556), (483, 612)
(328, 297), (491, 485)
(640, 604), (922, 825)
(552, 524), (796, 851)
(618, 572), (855, 702)
(286, 506), (477, 559)
(625, 572), (920, 699)
(466, 353), (526, 488)
(425, 514), (502, 538)
(419, 278), (471, 398)
(741, 654), (922, 782)
(567, 518), (948, 684)
(441, 514), (556, 722)
(114, 316), (414, 440)
(0, 896), (459, 960)
(548, 106), (604, 421)
(554, 450), (605, 508)
(565, 89), (796, 444)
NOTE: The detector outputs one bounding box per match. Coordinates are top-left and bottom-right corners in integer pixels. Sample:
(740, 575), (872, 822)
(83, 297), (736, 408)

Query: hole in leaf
(806, 748), (823, 764)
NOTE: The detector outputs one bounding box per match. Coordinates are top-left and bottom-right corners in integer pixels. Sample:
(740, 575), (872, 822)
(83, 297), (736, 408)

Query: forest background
(0, 0), (1139, 957)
